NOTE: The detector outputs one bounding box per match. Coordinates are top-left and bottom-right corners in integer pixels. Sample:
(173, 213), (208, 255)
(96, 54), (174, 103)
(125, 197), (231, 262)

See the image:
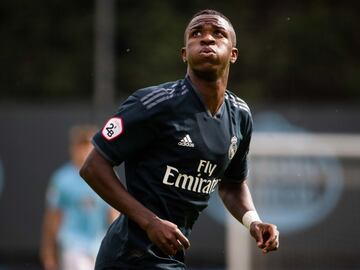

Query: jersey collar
(184, 75), (225, 119)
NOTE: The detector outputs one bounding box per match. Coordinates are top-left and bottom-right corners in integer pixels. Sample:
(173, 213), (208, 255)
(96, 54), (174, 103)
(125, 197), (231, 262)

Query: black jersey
(92, 76), (252, 269)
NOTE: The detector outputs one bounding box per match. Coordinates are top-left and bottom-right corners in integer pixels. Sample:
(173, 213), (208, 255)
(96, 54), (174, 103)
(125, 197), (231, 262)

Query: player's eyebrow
(189, 24), (227, 31)
(189, 18), (226, 28)
(187, 17), (230, 36)
(184, 16), (236, 45)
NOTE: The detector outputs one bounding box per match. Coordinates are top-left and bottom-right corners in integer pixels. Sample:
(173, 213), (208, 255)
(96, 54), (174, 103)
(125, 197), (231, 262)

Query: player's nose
(200, 32), (216, 45)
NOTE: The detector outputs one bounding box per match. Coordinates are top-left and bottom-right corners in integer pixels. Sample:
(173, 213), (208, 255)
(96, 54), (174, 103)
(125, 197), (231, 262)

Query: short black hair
(185, 9), (237, 46)
(190, 9), (233, 28)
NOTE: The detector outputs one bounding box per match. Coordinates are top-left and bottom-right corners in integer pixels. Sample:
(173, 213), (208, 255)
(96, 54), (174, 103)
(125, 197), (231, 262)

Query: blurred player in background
(80, 9), (279, 270)
(40, 125), (118, 270)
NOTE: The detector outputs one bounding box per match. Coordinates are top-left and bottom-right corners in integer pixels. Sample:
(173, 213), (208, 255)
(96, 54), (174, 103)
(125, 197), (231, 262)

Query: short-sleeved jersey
(46, 162), (110, 257)
(92, 76), (252, 269)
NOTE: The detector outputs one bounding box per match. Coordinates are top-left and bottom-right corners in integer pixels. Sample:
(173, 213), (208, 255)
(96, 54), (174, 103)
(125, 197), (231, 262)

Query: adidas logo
(178, 134), (195, 147)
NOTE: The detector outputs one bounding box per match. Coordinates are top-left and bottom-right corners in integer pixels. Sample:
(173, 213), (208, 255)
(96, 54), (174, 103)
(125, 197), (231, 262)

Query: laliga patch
(102, 117), (123, 140)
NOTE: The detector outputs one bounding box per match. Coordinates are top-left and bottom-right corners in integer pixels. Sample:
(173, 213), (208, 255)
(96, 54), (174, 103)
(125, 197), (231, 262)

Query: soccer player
(40, 125), (118, 270)
(80, 9), (279, 270)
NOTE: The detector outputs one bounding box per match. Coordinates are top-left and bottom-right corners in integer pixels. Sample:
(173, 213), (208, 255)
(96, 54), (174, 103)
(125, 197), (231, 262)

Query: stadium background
(0, 1), (359, 269)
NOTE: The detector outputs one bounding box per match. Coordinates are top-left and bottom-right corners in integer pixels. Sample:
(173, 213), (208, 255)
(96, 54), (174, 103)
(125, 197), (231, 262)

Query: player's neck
(187, 70), (228, 116)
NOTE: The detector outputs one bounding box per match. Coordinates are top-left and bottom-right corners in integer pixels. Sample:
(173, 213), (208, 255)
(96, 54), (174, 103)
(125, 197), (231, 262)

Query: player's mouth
(199, 47), (216, 55)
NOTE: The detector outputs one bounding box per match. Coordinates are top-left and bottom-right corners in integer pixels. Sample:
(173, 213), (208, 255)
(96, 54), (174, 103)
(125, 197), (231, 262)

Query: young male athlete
(80, 9), (279, 269)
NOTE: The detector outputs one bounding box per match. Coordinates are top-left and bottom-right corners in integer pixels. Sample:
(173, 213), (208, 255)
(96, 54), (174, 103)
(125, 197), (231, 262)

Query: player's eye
(191, 30), (202, 37)
(214, 30), (226, 38)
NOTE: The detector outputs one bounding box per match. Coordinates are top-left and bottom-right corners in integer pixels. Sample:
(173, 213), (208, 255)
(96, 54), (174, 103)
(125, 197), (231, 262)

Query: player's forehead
(187, 14), (231, 32)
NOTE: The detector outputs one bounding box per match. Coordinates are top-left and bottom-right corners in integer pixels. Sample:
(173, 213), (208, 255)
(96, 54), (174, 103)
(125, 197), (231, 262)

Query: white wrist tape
(242, 210), (261, 230)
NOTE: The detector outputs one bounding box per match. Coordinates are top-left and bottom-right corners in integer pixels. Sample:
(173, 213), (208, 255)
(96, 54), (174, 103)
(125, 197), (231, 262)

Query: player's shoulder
(132, 78), (189, 111)
(225, 89), (252, 117)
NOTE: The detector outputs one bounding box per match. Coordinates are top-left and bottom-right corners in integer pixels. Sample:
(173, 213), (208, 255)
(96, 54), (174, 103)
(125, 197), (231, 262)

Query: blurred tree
(0, 0), (359, 104)
(0, 0), (94, 101)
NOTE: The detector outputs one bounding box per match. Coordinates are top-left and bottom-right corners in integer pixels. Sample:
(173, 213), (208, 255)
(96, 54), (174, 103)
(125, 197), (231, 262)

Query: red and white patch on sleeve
(101, 117), (123, 140)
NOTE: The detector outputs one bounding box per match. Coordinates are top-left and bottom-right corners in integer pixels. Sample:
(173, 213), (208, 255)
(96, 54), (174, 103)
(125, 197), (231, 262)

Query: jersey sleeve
(223, 115), (253, 183)
(92, 94), (156, 165)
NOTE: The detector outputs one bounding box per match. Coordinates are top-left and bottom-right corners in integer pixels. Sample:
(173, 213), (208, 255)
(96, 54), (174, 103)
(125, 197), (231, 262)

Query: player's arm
(79, 148), (190, 255)
(40, 208), (62, 270)
(219, 180), (279, 253)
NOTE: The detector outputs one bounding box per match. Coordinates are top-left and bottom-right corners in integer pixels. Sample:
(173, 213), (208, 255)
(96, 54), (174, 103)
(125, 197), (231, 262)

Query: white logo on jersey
(102, 117), (123, 140)
(228, 136), (238, 160)
(162, 160), (220, 194)
(178, 134), (195, 147)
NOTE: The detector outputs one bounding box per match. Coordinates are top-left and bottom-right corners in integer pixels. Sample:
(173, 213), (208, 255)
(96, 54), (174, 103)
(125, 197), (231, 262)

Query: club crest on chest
(228, 136), (238, 160)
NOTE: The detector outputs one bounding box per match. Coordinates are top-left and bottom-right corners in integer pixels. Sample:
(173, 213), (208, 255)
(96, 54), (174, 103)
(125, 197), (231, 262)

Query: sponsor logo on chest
(162, 160), (220, 194)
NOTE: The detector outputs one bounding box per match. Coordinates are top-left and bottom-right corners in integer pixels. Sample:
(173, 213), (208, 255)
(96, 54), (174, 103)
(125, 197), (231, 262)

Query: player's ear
(181, 47), (187, 63)
(230, 47), (238, 64)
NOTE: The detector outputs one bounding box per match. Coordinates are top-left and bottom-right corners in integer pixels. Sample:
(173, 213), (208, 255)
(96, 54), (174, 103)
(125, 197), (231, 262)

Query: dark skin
(181, 14), (237, 115)
(80, 149), (190, 256)
(80, 13), (279, 257)
(219, 181), (279, 253)
(182, 14), (279, 252)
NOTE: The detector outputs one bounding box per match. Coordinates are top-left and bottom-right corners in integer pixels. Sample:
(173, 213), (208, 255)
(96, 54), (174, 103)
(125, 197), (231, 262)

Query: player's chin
(193, 66), (220, 81)
(193, 61), (221, 72)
